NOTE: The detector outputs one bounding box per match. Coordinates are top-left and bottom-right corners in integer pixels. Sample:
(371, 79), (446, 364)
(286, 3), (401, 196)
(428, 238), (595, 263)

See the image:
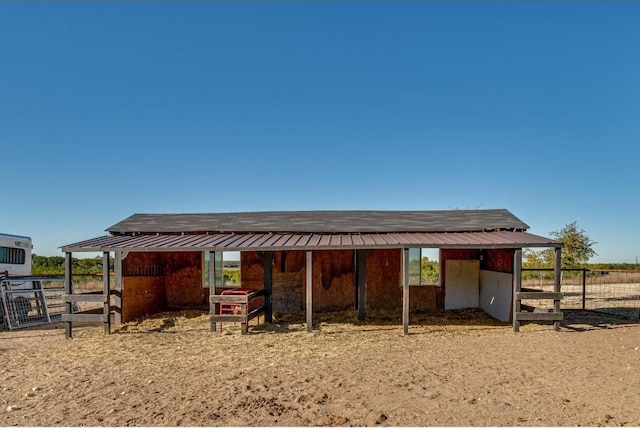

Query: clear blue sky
(1, 2), (638, 263)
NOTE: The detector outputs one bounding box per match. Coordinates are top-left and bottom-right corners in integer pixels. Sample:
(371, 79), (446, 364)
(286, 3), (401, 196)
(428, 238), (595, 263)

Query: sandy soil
(1, 309), (639, 427)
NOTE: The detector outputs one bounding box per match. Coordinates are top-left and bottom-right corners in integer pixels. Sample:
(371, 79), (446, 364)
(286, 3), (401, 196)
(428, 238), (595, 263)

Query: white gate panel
(444, 260), (480, 310)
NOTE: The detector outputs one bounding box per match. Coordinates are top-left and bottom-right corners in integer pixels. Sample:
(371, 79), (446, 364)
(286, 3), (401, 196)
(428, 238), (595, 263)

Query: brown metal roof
(106, 209), (529, 234)
(61, 230), (560, 253)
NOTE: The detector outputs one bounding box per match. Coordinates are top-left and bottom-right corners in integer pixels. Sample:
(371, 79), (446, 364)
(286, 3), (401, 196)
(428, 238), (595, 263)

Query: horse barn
(60, 209), (564, 337)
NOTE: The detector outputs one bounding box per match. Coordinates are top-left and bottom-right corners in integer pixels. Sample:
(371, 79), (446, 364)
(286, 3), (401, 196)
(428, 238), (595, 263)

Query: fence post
(103, 252), (111, 335)
(582, 268), (587, 311)
(553, 248), (562, 331)
(64, 252), (73, 339)
(513, 249), (522, 333)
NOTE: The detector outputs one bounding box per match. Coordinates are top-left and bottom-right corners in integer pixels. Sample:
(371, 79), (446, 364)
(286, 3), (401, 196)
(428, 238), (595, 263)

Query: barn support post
(513, 249), (522, 333)
(102, 252), (111, 335)
(113, 250), (124, 325)
(306, 251), (313, 333)
(64, 252), (73, 338)
(262, 251), (273, 323)
(402, 248), (410, 336)
(209, 250), (216, 332)
(554, 247), (562, 331)
(356, 250), (367, 321)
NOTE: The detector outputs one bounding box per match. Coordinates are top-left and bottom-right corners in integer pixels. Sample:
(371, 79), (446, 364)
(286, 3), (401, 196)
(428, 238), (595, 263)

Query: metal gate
(0, 277), (66, 330)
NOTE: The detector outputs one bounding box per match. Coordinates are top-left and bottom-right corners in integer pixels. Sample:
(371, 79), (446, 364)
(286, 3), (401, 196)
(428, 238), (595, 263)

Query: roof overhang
(61, 231), (561, 253)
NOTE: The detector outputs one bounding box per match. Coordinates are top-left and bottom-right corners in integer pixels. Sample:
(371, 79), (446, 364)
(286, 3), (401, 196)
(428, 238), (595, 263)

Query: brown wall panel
(366, 249), (402, 309)
(284, 251), (306, 272)
(309, 250), (355, 311)
(482, 249), (514, 273)
(240, 251), (264, 291)
(273, 272), (302, 311)
(164, 252), (207, 309)
(409, 286), (437, 311)
(123, 252), (163, 276)
(122, 276), (165, 322)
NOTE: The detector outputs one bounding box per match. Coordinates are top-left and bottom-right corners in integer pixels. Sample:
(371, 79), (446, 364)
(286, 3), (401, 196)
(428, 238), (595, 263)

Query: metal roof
(62, 230), (560, 253)
(107, 209), (529, 234)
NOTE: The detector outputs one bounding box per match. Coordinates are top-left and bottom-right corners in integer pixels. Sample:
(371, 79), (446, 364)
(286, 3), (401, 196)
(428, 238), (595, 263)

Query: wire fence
(1, 274), (113, 330)
(522, 268), (640, 319)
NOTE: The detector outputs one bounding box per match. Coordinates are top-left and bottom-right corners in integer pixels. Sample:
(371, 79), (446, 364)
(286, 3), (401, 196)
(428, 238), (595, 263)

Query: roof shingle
(106, 209), (529, 235)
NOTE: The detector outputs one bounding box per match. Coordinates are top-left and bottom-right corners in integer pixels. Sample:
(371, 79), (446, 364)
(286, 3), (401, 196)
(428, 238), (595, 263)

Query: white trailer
(0, 233), (67, 329)
(0, 233), (32, 276)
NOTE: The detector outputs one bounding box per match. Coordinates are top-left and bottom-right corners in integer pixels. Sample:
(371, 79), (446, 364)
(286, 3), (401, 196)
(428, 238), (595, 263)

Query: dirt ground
(1, 309), (639, 427)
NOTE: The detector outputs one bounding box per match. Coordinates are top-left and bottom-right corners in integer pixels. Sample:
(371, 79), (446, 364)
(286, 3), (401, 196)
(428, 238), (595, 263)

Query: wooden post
(263, 252), (273, 323)
(582, 267), (587, 311)
(113, 250), (123, 325)
(103, 252), (111, 335)
(513, 249), (522, 333)
(402, 248), (409, 336)
(209, 251), (217, 332)
(356, 250), (367, 321)
(241, 295), (248, 335)
(554, 247), (562, 331)
(306, 251), (313, 333)
(64, 252), (73, 339)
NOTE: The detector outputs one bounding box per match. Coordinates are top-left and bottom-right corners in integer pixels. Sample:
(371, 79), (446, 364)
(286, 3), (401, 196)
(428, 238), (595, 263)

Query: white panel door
(444, 260), (480, 310)
(479, 270), (513, 322)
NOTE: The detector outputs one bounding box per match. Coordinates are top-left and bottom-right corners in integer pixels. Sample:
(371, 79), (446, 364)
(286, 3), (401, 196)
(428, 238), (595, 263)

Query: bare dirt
(1, 309), (640, 427)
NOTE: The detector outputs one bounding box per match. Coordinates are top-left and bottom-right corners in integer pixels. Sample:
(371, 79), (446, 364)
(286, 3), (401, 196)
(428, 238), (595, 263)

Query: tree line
(31, 255), (113, 275)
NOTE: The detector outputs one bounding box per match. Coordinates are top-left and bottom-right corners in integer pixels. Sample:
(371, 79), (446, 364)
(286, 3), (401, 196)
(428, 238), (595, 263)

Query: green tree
(525, 221), (597, 269)
(421, 258), (439, 284)
(523, 249), (548, 268)
(551, 221), (597, 268)
(32, 254), (113, 275)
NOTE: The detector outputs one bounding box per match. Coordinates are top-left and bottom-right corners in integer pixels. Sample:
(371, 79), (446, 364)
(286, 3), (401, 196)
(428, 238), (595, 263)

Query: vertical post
(306, 251), (313, 333)
(356, 250), (367, 321)
(38, 280), (51, 323)
(263, 252), (273, 323)
(402, 248), (410, 336)
(280, 250), (287, 273)
(241, 294), (248, 335)
(113, 250), (123, 325)
(64, 252), (73, 339)
(513, 249), (522, 333)
(103, 252), (111, 335)
(209, 251), (216, 332)
(582, 268), (587, 311)
(554, 247), (562, 331)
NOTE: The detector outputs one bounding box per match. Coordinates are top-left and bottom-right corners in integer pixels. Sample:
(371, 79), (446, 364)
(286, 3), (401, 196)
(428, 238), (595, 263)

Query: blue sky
(1, 2), (638, 263)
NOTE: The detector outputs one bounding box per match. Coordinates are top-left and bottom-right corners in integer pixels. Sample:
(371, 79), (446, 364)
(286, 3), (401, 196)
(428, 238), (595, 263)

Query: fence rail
(1, 274), (116, 330)
(522, 268), (640, 319)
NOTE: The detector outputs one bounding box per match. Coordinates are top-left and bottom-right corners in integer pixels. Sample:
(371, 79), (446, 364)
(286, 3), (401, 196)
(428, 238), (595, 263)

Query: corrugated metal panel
(248, 233), (274, 247)
(62, 230), (560, 253)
